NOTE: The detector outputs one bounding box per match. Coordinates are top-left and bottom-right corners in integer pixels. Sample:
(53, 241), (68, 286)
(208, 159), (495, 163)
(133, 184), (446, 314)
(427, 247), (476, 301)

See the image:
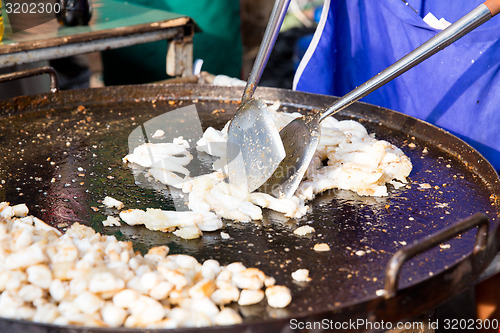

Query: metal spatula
(226, 0), (290, 192)
(260, 0), (500, 198)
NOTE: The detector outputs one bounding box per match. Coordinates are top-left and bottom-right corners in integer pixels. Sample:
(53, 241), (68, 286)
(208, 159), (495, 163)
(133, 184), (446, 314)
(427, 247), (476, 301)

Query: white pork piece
(183, 172), (221, 212)
(186, 175), (263, 222)
(102, 216), (121, 227)
(173, 225), (202, 239)
(119, 208), (222, 236)
(6, 243), (48, 270)
(146, 168), (188, 189)
(248, 193), (307, 218)
(0, 205), (14, 219)
(291, 269), (311, 282)
(265, 285), (292, 308)
(201, 260), (221, 280)
(296, 126), (412, 197)
(214, 308), (243, 325)
(26, 264), (53, 289)
(119, 209), (147, 226)
(196, 213), (223, 231)
(123, 142), (192, 170)
(271, 109), (302, 130)
(211, 284), (240, 305)
(74, 291), (104, 315)
(112, 289), (140, 309)
(196, 127), (229, 171)
(101, 302), (127, 327)
(88, 272), (125, 293)
(233, 268), (266, 290)
(293, 225), (315, 236)
(129, 295), (165, 326)
(181, 297), (219, 318)
(238, 289), (264, 305)
(12, 204), (29, 217)
(103, 196), (124, 210)
(196, 127), (227, 158)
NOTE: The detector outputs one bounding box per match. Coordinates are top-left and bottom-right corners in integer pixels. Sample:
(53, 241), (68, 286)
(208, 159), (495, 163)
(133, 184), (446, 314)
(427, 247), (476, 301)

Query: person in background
(101, 0), (242, 85)
(293, 0), (500, 325)
(293, 0), (500, 173)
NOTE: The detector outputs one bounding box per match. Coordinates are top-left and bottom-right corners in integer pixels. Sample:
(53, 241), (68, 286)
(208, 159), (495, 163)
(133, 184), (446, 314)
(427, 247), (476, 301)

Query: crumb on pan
(355, 250), (366, 256)
(152, 129), (165, 138)
(102, 216), (121, 227)
(313, 243), (330, 252)
(291, 269), (311, 282)
(293, 225), (315, 236)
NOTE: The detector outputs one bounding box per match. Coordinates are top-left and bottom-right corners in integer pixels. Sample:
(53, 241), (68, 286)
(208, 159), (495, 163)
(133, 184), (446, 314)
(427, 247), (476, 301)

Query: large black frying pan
(0, 82), (499, 332)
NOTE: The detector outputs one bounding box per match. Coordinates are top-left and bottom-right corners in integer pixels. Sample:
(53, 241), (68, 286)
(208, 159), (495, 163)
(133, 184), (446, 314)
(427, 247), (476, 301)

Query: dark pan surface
(0, 84), (498, 331)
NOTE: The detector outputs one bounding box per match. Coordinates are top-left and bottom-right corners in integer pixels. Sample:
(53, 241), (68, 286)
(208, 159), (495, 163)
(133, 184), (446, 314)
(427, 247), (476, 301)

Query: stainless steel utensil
(225, 0), (290, 192)
(261, 1), (500, 198)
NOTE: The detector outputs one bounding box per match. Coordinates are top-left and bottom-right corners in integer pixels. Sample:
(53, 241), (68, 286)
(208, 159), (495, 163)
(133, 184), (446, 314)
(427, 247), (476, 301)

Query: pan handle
(0, 66), (59, 93)
(384, 213), (490, 298)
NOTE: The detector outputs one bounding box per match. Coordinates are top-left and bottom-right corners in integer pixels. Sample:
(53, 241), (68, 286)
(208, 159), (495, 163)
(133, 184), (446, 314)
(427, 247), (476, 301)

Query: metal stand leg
(166, 37), (193, 77)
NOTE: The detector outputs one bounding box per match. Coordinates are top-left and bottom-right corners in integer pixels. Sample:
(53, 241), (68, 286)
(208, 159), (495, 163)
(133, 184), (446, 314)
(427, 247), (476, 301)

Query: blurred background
(99, 0), (324, 88)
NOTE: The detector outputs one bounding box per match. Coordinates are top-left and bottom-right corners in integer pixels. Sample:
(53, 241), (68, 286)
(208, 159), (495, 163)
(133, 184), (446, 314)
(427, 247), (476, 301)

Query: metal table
(0, 0), (195, 77)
